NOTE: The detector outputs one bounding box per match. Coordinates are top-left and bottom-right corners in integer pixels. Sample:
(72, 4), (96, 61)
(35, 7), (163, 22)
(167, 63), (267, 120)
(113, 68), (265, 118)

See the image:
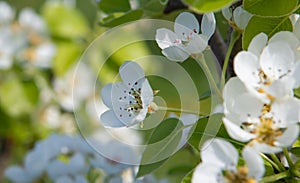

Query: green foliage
(99, 10), (143, 27)
(136, 118), (183, 178)
(243, 0), (298, 17)
(243, 16), (293, 49)
(182, 0), (237, 13)
(99, 0), (131, 14)
(42, 3), (89, 39)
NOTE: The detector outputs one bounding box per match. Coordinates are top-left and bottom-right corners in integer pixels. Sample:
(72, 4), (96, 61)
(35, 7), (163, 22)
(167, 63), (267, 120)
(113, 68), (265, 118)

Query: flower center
(224, 166), (257, 183)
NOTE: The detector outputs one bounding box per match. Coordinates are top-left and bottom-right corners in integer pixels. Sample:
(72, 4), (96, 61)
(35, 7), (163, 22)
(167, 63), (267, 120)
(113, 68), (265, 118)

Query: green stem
(260, 153), (281, 172)
(220, 31), (241, 89)
(270, 153), (286, 172)
(157, 106), (207, 116)
(195, 54), (222, 98)
(259, 171), (289, 183)
(283, 148), (294, 168)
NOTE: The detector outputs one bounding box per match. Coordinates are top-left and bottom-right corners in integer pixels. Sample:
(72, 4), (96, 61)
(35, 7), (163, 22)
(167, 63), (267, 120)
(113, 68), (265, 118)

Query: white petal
(34, 43), (56, 68)
(292, 61), (300, 88)
(46, 160), (67, 180)
(68, 153), (87, 175)
(201, 138), (238, 170)
(269, 31), (299, 50)
(234, 51), (261, 87)
(24, 149), (48, 178)
(248, 33), (268, 56)
(55, 176), (73, 183)
(242, 147), (265, 180)
(75, 175), (88, 183)
(156, 28), (178, 49)
(223, 77), (248, 113)
(201, 12), (216, 39)
(101, 83), (113, 108)
(192, 163), (223, 183)
(276, 124), (299, 147)
(185, 34), (207, 54)
(119, 61), (145, 85)
(222, 6), (232, 21)
(5, 166), (32, 183)
(260, 42), (295, 80)
(162, 46), (190, 62)
(19, 8), (46, 33)
(264, 77), (294, 99)
(223, 117), (255, 142)
(233, 93), (264, 121)
(175, 12), (199, 38)
(233, 6), (252, 30)
(272, 97), (300, 126)
(141, 78), (153, 109)
(100, 110), (127, 128)
(251, 141), (282, 154)
(0, 1), (14, 24)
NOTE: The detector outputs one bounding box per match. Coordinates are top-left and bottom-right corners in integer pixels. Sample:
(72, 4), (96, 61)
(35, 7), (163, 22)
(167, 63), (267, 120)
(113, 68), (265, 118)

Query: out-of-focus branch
(163, 0), (188, 14)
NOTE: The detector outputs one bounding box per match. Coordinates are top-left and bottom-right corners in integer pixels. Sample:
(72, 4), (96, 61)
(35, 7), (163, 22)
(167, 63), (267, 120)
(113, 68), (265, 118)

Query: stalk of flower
(192, 138), (265, 183)
(223, 77), (300, 154)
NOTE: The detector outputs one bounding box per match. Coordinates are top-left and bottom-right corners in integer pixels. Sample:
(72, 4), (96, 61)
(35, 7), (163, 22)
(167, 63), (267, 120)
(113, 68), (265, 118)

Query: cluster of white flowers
(0, 1), (56, 69)
(5, 133), (156, 183)
(223, 31), (300, 153)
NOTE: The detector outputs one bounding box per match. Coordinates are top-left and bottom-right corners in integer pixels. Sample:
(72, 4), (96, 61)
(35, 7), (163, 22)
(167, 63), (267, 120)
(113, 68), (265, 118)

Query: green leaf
(181, 170), (193, 183)
(53, 42), (82, 76)
(291, 147), (300, 157)
(182, 0), (237, 13)
(99, 10), (143, 27)
(0, 77), (38, 116)
(136, 118), (183, 178)
(243, 0), (298, 17)
(42, 3), (89, 39)
(99, 0), (131, 14)
(242, 16), (292, 49)
(294, 87), (300, 99)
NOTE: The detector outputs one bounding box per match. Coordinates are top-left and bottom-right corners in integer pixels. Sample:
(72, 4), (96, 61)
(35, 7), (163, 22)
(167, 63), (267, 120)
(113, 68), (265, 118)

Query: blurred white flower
(223, 77), (300, 153)
(234, 32), (300, 102)
(101, 61), (153, 128)
(0, 1), (15, 24)
(192, 138), (265, 183)
(222, 6), (252, 30)
(156, 12), (215, 62)
(18, 7), (47, 34)
(54, 63), (94, 111)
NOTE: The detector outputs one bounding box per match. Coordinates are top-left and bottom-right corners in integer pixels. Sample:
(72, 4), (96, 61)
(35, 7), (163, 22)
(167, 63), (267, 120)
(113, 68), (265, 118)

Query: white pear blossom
(0, 1), (15, 24)
(234, 31), (300, 101)
(54, 63), (94, 111)
(223, 77), (300, 153)
(155, 12), (215, 62)
(222, 6), (252, 30)
(18, 7), (47, 34)
(100, 61), (153, 128)
(192, 138), (265, 183)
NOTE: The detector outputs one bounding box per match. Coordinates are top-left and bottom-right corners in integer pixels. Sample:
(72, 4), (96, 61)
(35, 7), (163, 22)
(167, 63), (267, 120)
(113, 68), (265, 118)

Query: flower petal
(292, 61), (300, 88)
(242, 146), (265, 180)
(162, 46), (189, 62)
(264, 77), (294, 99)
(276, 124), (299, 147)
(222, 6), (232, 21)
(251, 141), (282, 154)
(223, 117), (255, 142)
(201, 138), (238, 170)
(5, 166), (32, 183)
(272, 97), (300, 126)
(260, 42), (295, 80)
(248, 33), (268, 56)
(233, 6), (252, 30)
(234, 51), (261, 87)
(100, 110), (127, 128)
(269, 31), (299, 50)
(201, 12), (216, 39)
(101, 83), (113, 108)
(174, 12), (199, 38)
(156, 28), (178, 49)
(119, 61), (145, 85)
(185, 34), (207, 54)
(294, 18), (300, 39)
(192, 163), (222, 183)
